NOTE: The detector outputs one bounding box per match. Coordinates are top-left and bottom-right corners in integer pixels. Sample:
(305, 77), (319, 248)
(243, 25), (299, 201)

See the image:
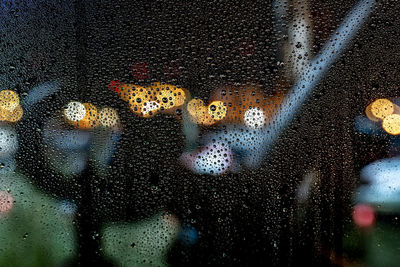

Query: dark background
(3, 0), (400, 266)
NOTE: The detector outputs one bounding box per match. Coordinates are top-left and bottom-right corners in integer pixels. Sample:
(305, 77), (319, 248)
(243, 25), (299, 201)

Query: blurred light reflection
(369, 99), (396, 120)
(0, 191), (13, 214)
(0, 90), (23, 123)
(64, 101), (86, 122)
(357, 157), (400, 209)
(382, 114), (400, 135)
(352, 204), (375, 228)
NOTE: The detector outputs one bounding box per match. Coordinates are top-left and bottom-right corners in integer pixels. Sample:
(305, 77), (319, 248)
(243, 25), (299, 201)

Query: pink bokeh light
(0, 191), (14, 214)
(352, 204), (375, 228)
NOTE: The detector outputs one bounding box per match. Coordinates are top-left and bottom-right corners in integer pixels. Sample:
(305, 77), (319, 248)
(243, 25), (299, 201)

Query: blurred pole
(205, 0), (377, 170)
(273, 0), (289, 63)
(267, 0), (377, 147)
(21, 82), (62, 110)
(284, 0), (312, 80)
(278, 2), (312, 264)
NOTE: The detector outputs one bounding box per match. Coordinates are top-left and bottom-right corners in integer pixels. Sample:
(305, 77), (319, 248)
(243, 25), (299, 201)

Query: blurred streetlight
(64, 101), (86, 123)
(382, 114), (400, 135)
(366, 98), (398, 121)
(0, 90), (23, 123)
(99, 107), (120, 128)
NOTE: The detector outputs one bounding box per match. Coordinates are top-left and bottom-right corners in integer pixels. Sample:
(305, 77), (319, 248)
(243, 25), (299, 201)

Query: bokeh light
(64, 101), (86, 122)
(155, 88), (176, 110)
(357, 157), (400, 207)
(76, 103), (98, 129)
(0, 125), (18, 158)
(151, 83), (188, 117)
(120, 83), (142, 102)
(192, 142), (234, 175)
(0, 104), (23, 123)
(99, 107), (119, 127)
(111, 81), (188, 118)
(352, 204), (375, 228)
(365, 103), (380, 122)
(0, 191), (14, 214)
(370, 98), (395, 120)
(142, 101), (161, 117)
(0, 90), (19, 112)
(187, 98), (223, 126)
(207, 85), (285, 127)
(174, 88), (187, 107)
(382, 114), (400, 135)
(108, 80), (122, 93)
(127, 85), (149, 115)
(244, 107), (266, 129)
(187, 98), (210, 125)
(0, 90), (23, 123)
(131, 62), (149, 80)
(207, 101), (227, 121)
(59, 200), (77, 216)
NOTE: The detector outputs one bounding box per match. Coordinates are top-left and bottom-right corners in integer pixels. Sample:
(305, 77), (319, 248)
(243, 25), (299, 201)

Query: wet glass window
(0, 0), (398, 266)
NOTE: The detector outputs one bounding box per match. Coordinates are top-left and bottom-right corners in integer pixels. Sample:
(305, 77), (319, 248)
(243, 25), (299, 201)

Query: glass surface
(0, 0), (398, 266)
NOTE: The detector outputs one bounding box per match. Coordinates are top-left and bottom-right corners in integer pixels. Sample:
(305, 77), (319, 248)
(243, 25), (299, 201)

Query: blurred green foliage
(0, 171), (179, 266)
(102, 213), (180, 267)
(0, 171), (75, 266)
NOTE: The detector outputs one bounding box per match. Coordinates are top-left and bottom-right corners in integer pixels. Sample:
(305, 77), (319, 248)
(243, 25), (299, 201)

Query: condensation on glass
(0, 0), (398, 266)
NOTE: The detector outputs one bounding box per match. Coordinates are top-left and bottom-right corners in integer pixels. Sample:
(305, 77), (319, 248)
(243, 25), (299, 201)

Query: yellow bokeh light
(0, 90), (23, 123)
(365, 103), (380, 122)
(99, 107), (119, 127)
(174, 88), (186, 107)
(201, 114), (216, 126)
(115, 82), (188, 118)
(4, 105), (23, 122)
(382, 114), (400, 135)
(208, 101), (227, 121)
(118, 83), (137, 102)
(0, 90), (20, 112)
(151, 82), (187, 109)
(156, 89), (176, 110)
(128, 86), (150, 115)
(75, 103), (98, 129)
(187, 98), (217, 125)
(187, 98), (206, 120)
(370, 99), (395, 120)
(0, 104), (23, 123)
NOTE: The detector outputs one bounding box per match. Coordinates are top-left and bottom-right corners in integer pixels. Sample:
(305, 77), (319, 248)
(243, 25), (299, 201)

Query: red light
(131, 62), (149, 80)
(163, 61), (181, 79)
(237, 37), (256, 56)
(352, 204), (375, 228)
(108, 80), (122, 93)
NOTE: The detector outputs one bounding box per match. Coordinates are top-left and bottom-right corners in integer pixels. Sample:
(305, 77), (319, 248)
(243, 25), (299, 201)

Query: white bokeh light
(244, 107), (266, 129)
(193, 142), (233, 175)
(0, 125), (18, 158)
(142, 101), (160, 115)
(357, 157), (400, 209)
(64, 101), (86, 122)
